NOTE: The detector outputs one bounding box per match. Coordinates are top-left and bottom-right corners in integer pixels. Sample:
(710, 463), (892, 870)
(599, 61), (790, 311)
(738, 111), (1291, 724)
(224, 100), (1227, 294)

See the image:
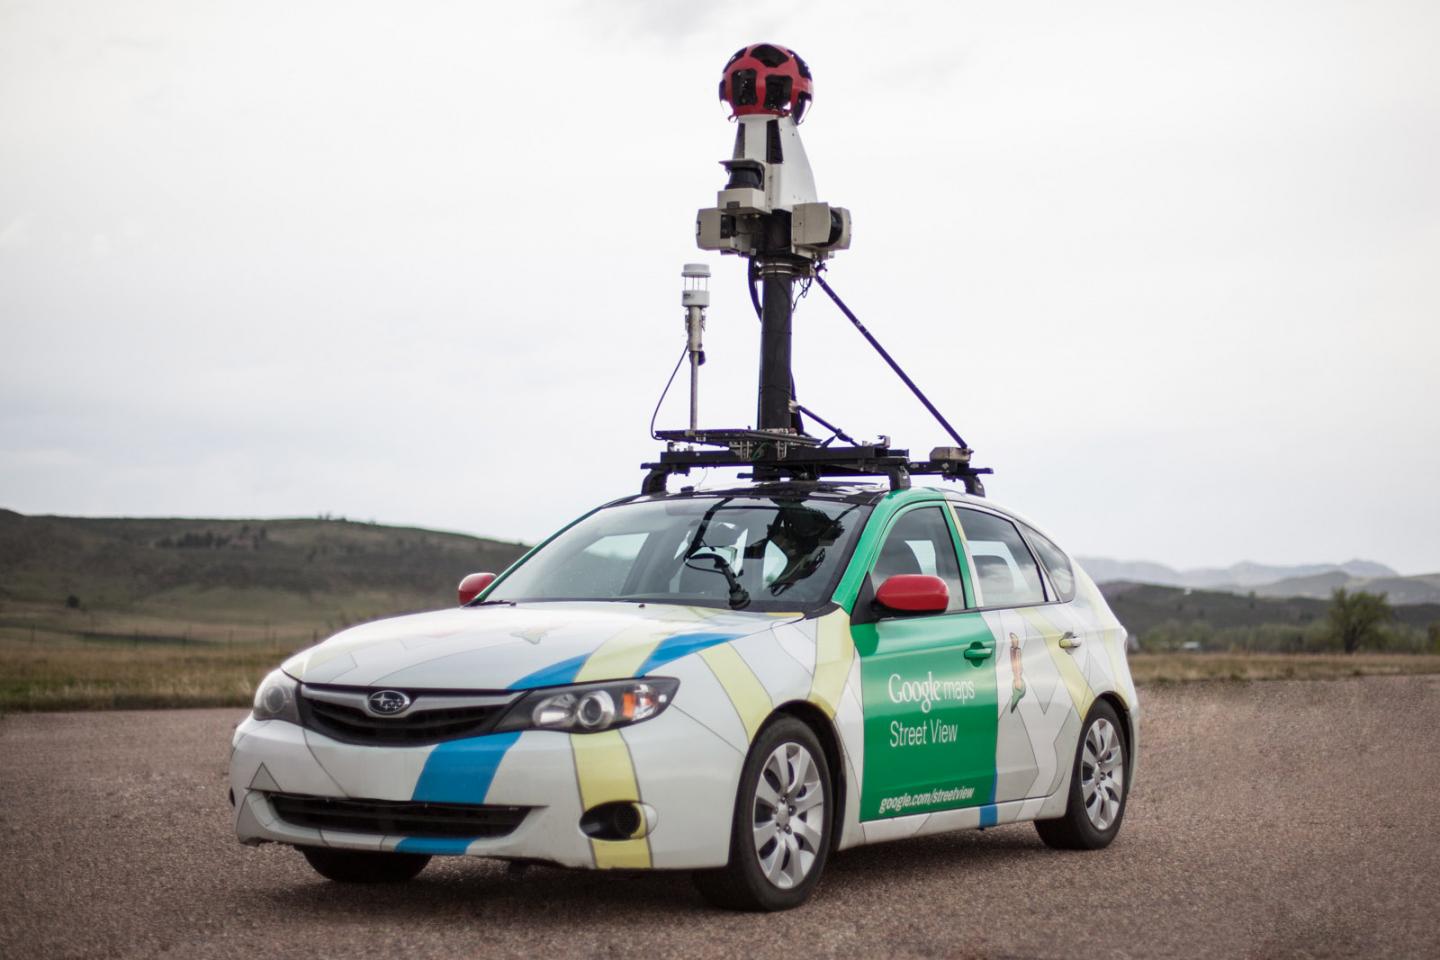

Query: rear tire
(1036, 699), (1128, 850)
(298, 845), (431, 883)
(693, 717), (833, 911)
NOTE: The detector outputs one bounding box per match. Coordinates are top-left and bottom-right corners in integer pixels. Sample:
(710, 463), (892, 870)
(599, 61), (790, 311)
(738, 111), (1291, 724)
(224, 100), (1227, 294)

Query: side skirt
(854, 788), (1072, 846)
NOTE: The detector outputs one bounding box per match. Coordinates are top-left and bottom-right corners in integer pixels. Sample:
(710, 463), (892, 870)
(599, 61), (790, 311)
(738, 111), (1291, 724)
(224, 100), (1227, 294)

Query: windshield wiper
(684, 553), (751, 610)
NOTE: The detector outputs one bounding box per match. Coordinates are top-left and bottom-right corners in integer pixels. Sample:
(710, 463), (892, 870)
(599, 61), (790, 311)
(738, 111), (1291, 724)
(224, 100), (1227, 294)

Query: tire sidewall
(727, 717), (834, 910)
(1067, 700), (1128, 847)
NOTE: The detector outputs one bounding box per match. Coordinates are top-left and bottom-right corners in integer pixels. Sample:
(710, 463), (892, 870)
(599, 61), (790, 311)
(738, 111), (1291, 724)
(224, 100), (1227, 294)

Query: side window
(1022, 525), (1076, 602)
(954, 509), (1046, 607)
(871, 507), (965, 612)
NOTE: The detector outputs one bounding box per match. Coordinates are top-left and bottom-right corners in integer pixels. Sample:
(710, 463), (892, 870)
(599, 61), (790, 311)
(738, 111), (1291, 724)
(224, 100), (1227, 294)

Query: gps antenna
(681, 263), (711, 432)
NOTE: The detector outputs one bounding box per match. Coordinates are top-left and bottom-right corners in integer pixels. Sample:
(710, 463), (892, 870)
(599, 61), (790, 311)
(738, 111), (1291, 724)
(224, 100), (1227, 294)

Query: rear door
(853, 504), (1000, 820)
(951, 505), (1076, 808)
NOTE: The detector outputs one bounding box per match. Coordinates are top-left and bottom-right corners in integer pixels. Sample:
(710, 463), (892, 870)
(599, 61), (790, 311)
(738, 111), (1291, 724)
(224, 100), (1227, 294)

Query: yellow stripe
(807, 609), (854, 718)
(574, 605), (770, 683)
(701, 644), (772, 742)
(571, 729), (651, 868)
(1078, 574), (1129, 688)
(574, 624), (668, 683)
(591, 836), (650, 869)
(1019, 607), (1095, 718)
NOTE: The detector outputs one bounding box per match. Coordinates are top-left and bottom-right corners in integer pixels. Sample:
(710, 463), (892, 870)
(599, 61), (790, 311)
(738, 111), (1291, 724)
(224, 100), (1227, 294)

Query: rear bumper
(229, 703), (743, 870)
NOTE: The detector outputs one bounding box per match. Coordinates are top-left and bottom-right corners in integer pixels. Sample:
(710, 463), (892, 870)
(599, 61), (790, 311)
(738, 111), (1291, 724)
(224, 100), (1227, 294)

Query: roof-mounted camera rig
(642, 43), (991, 498)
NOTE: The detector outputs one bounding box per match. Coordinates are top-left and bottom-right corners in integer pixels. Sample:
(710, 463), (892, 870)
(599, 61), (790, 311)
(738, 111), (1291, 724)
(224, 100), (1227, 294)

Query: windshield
(486, 495), (870, 612)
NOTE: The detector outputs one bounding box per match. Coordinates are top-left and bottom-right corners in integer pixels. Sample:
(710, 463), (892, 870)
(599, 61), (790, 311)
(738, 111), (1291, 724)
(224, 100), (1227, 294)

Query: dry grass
(0, 595), (412, 712)
(0, 628), (304, 712)
(1130, 651), (1440, 685)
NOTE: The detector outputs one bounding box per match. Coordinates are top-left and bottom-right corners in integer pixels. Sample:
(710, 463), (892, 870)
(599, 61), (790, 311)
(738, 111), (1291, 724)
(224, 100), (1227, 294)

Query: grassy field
(0, 628), (301, 712)
(0, 598), (390, 712)
(5, 632), (1440, 713)
(1128, 651), (1440, 684)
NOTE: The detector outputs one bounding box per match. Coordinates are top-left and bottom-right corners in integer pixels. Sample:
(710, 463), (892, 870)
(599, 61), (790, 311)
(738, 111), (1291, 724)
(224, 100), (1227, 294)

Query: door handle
(1058, 632), (1083, 650)
(963, 641), (995, 663)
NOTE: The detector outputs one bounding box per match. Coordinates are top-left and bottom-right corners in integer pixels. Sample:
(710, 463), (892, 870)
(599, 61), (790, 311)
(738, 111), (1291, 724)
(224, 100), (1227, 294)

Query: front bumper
(229, 703), (744, 870)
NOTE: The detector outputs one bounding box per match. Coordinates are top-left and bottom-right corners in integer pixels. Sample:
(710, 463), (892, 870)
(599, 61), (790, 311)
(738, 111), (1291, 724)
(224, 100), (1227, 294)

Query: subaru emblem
(367, 689), (412, 716)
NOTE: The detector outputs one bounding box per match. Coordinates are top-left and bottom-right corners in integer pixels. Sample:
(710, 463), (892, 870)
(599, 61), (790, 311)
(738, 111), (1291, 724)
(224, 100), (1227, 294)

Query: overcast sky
(2, 0), (1437, 573)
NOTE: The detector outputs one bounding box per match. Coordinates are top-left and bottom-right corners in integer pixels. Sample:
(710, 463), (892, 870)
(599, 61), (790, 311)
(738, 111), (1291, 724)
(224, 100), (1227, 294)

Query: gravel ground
(3, 675), (1438, 960)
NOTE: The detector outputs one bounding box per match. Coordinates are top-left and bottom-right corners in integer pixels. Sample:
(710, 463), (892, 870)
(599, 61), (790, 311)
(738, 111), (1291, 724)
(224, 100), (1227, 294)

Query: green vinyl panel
(856, 612), (999, 820)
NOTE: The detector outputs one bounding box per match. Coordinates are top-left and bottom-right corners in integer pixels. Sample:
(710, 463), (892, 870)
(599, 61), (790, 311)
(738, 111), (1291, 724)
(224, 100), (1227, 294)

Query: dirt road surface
(3, 676), (1438, 959)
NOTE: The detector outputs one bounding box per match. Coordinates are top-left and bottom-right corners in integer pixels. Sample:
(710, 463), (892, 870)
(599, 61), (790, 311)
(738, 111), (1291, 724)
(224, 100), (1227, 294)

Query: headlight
(252, 669), (300, 724)
(495, 678), (679, 734)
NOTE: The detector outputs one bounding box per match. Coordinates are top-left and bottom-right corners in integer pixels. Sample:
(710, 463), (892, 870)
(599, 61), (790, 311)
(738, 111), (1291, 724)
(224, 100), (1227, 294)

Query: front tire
(298, 845), (431, 883)
(693, 717), (834, 911)
(1036, 699), (1129, 850)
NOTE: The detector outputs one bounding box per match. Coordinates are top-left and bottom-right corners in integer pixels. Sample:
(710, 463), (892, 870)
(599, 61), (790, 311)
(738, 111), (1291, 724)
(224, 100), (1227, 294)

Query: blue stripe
(406, 650), (601, 805)
(405, 651), (589, 807)
(405, 633), (734, 808)
(405, 631), (739, 811)
(978, 768), (999, 826)
(395, 836), (478, 856)
(411, 730), (522, 804)
(636, 632), (739, 676)
(508, 654), (588, 690)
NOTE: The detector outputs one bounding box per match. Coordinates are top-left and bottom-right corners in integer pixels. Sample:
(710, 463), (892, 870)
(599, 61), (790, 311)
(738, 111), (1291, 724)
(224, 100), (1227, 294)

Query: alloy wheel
(751, 741), (825, 889)
(1080, 717), (1125, 831)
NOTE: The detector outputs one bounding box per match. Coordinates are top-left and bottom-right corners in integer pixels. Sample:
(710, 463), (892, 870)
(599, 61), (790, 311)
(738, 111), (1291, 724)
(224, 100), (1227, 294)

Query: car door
(950, 504), (1075, 811)
(852, 504), (1000, 820)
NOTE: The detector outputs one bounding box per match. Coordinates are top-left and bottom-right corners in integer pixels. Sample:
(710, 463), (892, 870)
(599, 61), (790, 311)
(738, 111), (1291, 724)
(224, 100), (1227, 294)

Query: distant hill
(1191, 559), (1397, 589)
(0, 510), (530, 642)
(1099, 581), (1440, 639)
(1253, 572), (1440, 605)
(1077, 557), (1189, 586)
(1075, 556), (1435, 600)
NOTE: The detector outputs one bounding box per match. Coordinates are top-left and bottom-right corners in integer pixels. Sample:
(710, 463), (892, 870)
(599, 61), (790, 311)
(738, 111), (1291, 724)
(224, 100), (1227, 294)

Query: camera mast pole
(757, 239), (800, 432)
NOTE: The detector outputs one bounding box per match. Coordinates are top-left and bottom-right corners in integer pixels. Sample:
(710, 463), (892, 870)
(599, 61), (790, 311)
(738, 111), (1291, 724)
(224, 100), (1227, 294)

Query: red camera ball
(719, 43), (813, 121)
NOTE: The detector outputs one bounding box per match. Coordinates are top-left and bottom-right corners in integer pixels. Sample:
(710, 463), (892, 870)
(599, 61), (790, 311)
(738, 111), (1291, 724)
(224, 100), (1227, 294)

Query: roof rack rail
(642, 429), (990, 497)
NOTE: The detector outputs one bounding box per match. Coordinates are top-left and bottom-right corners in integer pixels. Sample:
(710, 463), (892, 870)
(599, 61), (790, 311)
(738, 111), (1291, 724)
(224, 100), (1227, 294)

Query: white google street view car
(231, 483), (1138, 910)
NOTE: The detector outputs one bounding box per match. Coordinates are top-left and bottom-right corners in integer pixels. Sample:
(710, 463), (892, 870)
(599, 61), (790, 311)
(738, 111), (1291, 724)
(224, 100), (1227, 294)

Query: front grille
(297, 684), (517, 746)
(269, 793), (529, 839)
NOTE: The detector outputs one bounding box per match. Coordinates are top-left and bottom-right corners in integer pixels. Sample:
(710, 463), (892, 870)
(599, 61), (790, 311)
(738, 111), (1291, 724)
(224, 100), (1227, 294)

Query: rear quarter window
(1021, 525), (1076, 602)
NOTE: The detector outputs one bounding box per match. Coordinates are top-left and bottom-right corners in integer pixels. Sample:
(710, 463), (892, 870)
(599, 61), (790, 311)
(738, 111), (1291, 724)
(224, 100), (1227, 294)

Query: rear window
(953, 508), (1046, 607)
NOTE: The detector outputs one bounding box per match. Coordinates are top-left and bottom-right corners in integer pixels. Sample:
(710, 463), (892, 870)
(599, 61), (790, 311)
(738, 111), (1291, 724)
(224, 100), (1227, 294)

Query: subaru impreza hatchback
(231, 483), (1137, 910)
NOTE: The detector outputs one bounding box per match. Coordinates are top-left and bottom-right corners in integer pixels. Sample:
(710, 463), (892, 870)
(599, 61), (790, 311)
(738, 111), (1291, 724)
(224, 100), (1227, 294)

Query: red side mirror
(875, 574), (949, 613)
(458, 572), (497, 606)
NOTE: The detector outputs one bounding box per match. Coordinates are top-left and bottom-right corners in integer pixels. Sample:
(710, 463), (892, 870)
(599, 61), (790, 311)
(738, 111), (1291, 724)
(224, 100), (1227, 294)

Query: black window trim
(945, 499), (1066, 613)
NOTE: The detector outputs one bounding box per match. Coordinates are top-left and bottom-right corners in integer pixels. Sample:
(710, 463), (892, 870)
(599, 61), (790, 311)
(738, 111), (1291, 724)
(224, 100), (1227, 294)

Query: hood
(282, 601), (795, 690)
